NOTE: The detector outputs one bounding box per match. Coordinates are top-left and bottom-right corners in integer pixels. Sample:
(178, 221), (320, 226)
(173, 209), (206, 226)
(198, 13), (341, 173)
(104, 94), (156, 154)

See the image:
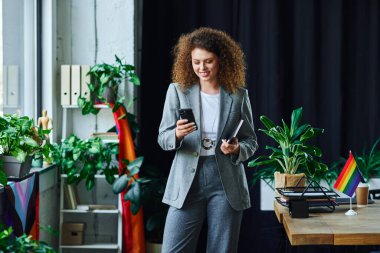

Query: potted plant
(52, 134), (119, 190)
(248, 107), (328, 190)
(77, 55), (140, 115)
(0, 114), (52, 179)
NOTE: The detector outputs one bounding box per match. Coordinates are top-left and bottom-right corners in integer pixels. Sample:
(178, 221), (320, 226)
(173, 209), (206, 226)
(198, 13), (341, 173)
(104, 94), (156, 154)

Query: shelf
(62, 104), (110, 109)
(60, 103), (122, 251)
(62, 105), (80, 108)
(61, 209), (119, 214)
(61, 174), (118, 179)
(60, 243), (119, 249)
(96, 139), (119, 143)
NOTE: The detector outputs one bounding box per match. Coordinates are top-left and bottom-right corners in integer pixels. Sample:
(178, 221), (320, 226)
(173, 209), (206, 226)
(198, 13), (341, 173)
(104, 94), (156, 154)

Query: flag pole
(345, 197), (357, 216)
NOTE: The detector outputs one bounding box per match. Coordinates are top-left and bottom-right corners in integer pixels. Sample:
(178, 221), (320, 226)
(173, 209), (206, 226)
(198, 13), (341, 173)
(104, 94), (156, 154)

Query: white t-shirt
(200, 91), (220, 156)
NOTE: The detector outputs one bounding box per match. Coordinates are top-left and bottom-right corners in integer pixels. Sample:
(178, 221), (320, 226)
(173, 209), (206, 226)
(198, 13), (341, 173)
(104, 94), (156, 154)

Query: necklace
(200, 92), (219, 150)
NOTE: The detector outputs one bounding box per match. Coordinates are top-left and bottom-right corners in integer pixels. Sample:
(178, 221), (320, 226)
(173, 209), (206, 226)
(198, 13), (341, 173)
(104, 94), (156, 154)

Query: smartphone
(178, 108), (198, 130)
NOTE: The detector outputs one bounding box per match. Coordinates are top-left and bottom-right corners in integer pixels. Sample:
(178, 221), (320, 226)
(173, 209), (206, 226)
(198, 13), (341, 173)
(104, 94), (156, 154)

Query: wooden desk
(274, 201), (380, 245)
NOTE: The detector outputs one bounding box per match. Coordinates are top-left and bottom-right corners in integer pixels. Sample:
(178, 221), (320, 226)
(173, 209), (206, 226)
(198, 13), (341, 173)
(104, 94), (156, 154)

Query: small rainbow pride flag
(333, 152), (363, 197)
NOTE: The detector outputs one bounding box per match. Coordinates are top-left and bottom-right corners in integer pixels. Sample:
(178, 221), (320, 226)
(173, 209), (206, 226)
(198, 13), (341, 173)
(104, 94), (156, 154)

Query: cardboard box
(62, 223), (85, 245)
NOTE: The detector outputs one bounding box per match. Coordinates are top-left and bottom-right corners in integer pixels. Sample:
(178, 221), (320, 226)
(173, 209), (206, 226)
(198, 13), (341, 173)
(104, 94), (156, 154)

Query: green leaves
(260, 115), (276, 130)
(113, 174), (129, 194)
(0, 160), (7, 186)
(11, 148), (27, 163)
(23, 137), (39, 147)
(112, 156), (145, 214)
(129, 73), (140, 85)
(78, 55), (141, 116)
(124, 181), (141, 214)
(128, 157), (144, 176)
(0, 114), (52, 162)
(249, 107), (327, 184)
(0, 225), (56, 252)
(53, 135), (119, 190)
(351, 137), (380, 181)
(290, 107), (303, 136)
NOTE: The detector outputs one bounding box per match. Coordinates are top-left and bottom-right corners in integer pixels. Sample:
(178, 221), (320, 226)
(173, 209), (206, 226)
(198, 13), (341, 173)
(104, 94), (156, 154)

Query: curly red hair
(171, 27), (246, 93)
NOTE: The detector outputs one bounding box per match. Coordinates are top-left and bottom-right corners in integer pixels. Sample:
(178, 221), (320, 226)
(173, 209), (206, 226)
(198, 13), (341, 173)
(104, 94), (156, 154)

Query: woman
(158, 27), (258, 253)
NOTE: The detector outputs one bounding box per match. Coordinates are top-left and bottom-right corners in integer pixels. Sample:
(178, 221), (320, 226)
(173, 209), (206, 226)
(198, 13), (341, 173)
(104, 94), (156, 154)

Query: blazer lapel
(217, 87), (232, 141)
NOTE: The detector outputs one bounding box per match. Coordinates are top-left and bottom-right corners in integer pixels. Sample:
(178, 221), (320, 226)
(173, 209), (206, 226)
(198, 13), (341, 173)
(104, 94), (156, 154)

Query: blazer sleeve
(157, 83), (183, 151)
(231, 89), (258, 165)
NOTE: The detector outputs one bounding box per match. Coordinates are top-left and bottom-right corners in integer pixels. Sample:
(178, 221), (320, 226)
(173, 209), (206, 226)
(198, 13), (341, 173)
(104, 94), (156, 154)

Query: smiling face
(191, 48), (219, 85)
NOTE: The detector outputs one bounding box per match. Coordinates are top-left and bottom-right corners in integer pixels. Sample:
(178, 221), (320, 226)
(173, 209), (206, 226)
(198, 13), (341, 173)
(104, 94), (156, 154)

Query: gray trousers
(162, 156), (243, 253)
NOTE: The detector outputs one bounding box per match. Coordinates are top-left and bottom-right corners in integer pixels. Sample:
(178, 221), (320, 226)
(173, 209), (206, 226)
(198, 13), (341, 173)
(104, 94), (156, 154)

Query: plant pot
(274, 172), (306, 197)
(1, 155), (33, 178)
(102, 86), (116, 103)
(146, 241), (162, 253)
(32, 155), (43, 168)
(274, 172), (306, 189)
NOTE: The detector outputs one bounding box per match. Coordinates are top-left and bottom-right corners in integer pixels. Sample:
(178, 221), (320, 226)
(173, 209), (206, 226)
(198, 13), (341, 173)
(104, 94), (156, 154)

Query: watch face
(201, 137), (216, 150)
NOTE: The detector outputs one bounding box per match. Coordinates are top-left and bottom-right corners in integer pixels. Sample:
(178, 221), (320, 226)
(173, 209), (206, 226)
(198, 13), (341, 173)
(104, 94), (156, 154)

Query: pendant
(201, 137), (215, 150)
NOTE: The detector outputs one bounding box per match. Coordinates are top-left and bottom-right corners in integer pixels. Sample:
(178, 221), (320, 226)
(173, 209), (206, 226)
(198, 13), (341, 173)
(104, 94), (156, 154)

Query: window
(1, 0), (38, 118)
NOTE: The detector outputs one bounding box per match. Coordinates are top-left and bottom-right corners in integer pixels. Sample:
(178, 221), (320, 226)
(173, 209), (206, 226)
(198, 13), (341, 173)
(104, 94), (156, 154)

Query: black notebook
(227, 120), (244, 143)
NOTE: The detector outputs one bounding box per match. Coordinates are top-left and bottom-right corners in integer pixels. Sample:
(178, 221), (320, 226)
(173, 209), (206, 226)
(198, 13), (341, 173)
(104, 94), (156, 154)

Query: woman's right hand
(175, 119), (196, 141)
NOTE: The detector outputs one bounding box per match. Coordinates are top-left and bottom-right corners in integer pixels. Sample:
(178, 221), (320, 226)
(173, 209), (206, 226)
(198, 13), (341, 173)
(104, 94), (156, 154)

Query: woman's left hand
(220, 138), (240, 155)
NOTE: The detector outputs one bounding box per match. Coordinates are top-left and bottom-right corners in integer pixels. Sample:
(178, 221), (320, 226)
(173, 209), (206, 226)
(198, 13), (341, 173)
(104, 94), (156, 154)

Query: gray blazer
(158, 83), (258, 211)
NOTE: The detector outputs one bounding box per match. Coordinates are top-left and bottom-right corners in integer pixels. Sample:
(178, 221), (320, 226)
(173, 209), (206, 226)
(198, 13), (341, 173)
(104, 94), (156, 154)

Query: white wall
(56, 0), (135, 139)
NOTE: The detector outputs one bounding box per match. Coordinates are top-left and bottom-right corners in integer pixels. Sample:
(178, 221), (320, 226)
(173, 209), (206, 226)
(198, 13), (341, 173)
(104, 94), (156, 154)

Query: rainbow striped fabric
(333, 152), (362, 197)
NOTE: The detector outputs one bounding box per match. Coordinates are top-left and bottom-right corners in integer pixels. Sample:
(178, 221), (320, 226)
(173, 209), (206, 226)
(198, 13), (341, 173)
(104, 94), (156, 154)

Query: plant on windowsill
(77, 55), (140, 115)
(248, 107), (329, 190)
(52, 134), (119, 190)
(0, 114), (52, 183)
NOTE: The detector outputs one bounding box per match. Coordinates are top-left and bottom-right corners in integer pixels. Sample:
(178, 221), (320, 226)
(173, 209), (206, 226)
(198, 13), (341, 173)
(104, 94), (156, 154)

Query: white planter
(260, 179), (275, 211)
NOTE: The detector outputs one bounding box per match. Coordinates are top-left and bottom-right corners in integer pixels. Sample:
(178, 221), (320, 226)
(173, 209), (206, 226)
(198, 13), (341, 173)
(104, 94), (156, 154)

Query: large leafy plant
(248, 107), (328, 185)
(0, 114), (52, 185)
(112, 159), (168, 243)
(52, 134), (119, 190)
(78, 55), (140, 115)
(0, 114), (51, 162)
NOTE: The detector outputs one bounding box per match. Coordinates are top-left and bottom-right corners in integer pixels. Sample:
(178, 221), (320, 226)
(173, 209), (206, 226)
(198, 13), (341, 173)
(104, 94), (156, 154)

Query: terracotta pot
(1, 155), (33, 178)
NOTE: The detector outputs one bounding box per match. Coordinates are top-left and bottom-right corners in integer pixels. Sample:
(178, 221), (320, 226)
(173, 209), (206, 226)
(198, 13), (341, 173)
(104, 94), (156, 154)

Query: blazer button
(192, 152), (198, 157)
(191, 168), (196, 173)
(169, 145), (173, 148)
